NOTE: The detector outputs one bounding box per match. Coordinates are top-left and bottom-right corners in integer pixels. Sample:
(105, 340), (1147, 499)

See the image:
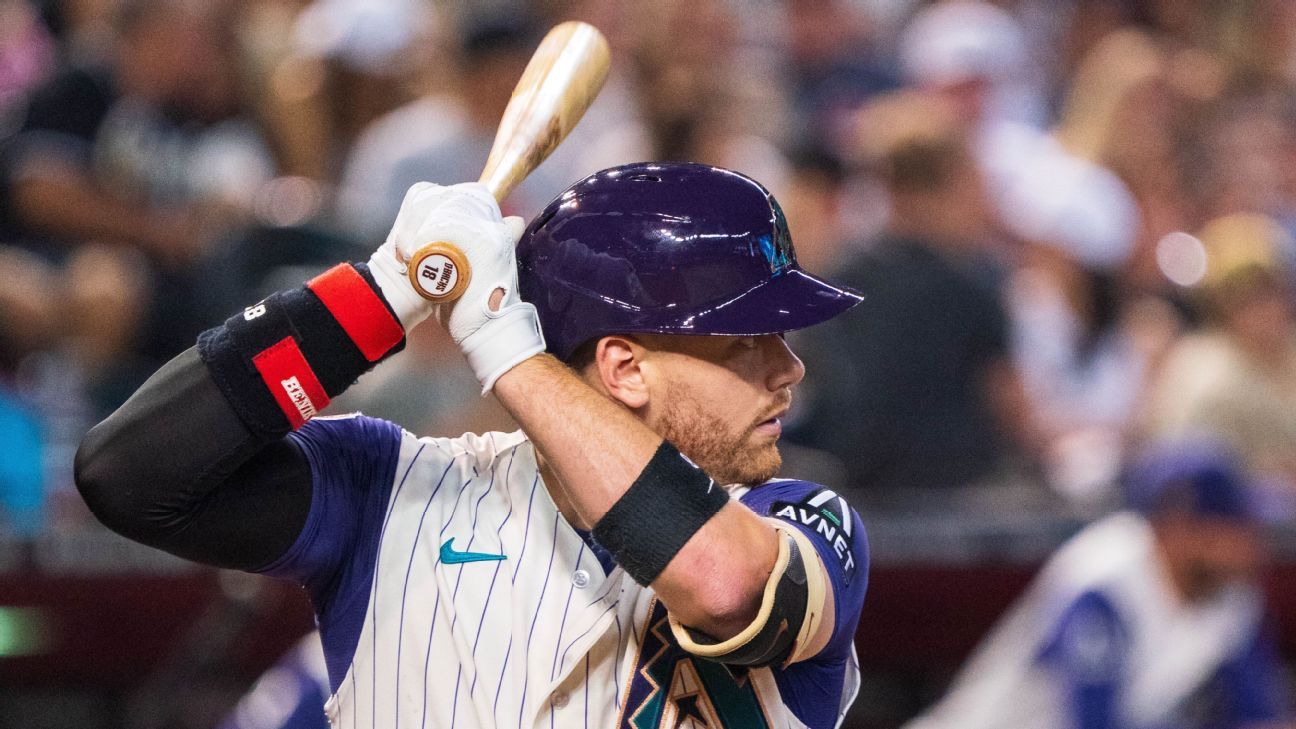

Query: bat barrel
(478, 21), (611, 201)
(408, 21), (610, 302)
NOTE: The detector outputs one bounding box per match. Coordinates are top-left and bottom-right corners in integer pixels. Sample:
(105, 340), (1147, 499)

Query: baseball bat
(407, 21), (611, 302)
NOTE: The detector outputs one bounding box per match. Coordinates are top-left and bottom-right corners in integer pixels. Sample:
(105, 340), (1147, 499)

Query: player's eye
(735, 336), (758, 350)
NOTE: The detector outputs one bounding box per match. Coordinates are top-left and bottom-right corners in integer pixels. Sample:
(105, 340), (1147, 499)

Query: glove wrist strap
(460, 303), (547, 394)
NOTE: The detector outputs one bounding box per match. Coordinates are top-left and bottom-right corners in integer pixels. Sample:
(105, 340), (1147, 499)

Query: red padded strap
(251, 337), (330, 429)
(307, 264), (404, 362)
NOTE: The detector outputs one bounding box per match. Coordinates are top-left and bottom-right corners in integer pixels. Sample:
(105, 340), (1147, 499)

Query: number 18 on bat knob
(409, 243), (471, 302)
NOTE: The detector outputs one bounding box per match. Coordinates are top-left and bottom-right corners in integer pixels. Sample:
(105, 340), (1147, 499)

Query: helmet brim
(663, 267), (863, 336)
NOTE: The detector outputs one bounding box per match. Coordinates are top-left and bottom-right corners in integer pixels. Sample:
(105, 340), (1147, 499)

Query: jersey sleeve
(739, 481), (869, 729)
(739, 480), (869, 658)
(1214, 623), (1289, 724)
(1037, 590), (1129, 729)
(254, 414), (403, 605)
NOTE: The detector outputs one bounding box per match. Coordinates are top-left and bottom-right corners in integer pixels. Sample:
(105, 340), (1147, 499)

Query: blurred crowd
(3, 0), (1296, 540)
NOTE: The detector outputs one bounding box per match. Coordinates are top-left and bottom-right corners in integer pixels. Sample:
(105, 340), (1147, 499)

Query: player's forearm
(494, 354), (658, 517)
(494, 354), (779, 638)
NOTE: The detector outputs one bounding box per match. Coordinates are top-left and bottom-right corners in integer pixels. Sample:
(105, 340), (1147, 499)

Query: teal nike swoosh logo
(440, 538), (506, 565)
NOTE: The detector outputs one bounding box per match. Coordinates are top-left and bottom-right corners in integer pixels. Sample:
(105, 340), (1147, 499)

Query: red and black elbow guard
(197, 263), (406, 436)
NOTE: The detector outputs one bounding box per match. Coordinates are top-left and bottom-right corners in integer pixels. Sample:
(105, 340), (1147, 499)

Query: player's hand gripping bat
(406, 21), (611, 302)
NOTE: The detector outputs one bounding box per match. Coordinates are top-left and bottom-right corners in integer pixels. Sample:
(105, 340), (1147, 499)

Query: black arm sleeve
(74, 346), (313, 571)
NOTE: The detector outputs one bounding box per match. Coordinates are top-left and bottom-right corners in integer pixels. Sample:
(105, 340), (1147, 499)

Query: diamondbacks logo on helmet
(763, 196), (796, 274)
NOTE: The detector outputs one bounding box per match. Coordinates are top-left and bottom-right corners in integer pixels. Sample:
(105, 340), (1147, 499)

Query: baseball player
(905, 441), (1290, 729)
(219, 632), (331, 729)
(76, 163), (869, 729)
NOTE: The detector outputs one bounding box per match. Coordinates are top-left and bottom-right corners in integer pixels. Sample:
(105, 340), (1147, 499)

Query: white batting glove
(368, 182), (545, 393)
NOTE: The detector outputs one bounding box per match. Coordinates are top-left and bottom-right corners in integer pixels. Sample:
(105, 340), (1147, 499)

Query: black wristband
(197, 262), (405, 437)
(593, 441), (730, 586)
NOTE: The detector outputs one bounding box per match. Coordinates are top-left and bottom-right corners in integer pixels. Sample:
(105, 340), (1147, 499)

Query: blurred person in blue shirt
(0, 245), (53, 537)
(905, 440), (1290, 729)
(218, 632), (330, 729)
(0, 389), (43, 537)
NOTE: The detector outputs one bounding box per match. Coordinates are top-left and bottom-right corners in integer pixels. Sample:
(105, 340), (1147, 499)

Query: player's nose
(761, 334), (805, 391)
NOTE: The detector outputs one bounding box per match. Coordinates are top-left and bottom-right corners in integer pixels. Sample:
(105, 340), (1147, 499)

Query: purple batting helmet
(516, 162), (863, 360)
(1125, 439), (1258, 522)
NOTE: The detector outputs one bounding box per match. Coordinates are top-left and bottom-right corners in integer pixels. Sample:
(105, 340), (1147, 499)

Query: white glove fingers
(377, 180), (545, 391)
(449, 183), (506, 220)
(503, 216), (527, 243)
(389, 182), (441, 249)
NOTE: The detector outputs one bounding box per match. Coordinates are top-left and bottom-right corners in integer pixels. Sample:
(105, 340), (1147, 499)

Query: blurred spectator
(1178, 0), (1296, 84)
(782, 0), (898, 152)
(258, 0), (430, 183)
(326, 323), (516, 438)
(898, 1), (1140, 289)
(1143, 214), (1296, 516)
(0, 244), (52, 536)
(788, 92), (1036, 500)
(1053, 29), (1217, 297)
(2, 0), (272, 252)
(576, 0), (793, 196)
(61, 243), (154, 416)
(898, 0), (1043, 127)
(1006, 229), (1178, 507)
(0, 0), (277, 358)
(0, 243), (57, 373)
(3, 244), (151, 532)
(0, 0), (55, 130)
(777, 145), (866, 277)
(337, 16), (576, 239)
(1005, 37), (1192, 504)
(1196, 92), (1296, 225)
(906, 441), (1289, 729)
(217, 632), (329, 729)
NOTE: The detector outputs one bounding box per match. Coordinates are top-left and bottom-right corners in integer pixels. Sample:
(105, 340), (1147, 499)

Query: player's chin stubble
(655, 383), (782, 486)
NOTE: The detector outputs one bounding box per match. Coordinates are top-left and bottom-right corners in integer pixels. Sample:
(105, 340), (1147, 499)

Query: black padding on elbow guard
(684, 534), (811, 667)
(593, 441), (730, 586)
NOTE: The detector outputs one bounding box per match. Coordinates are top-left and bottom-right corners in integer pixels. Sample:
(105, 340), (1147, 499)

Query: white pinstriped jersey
(904, 513), (1281, 729)
(257, 414), (868, 729)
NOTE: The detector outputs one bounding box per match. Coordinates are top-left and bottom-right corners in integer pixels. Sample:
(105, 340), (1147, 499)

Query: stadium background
(2, 0), (1296, 726)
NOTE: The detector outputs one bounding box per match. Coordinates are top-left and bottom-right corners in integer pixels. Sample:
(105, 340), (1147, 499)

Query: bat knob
(408, 242), (472, 302)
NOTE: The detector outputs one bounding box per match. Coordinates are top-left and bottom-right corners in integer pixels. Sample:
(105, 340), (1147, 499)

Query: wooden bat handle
(408, 21), (611, 303)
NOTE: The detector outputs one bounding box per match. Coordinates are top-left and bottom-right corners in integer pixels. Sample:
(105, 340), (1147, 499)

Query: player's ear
(594, 335), (649, 409)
